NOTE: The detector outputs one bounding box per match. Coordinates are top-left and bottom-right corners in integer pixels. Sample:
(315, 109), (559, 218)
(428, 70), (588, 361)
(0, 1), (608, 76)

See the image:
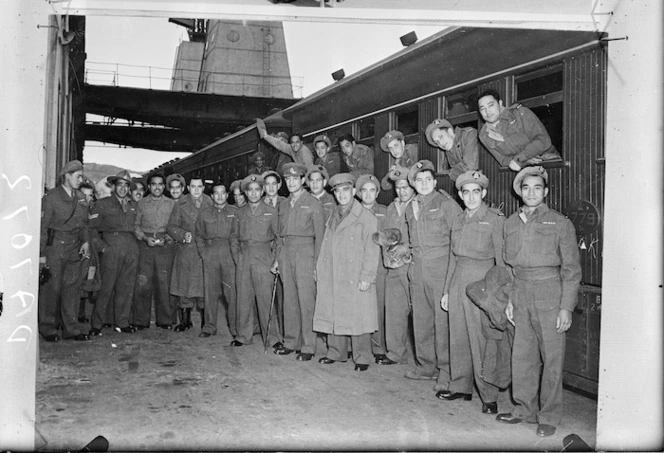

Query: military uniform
(445, 127), (480, 181)
(503, 202), (581, 427)
(315, 152), (341, 179)
(445, 202), (505, 402)
(168, 193), (213, 305)
(312, 191), (336, 222)
(195, 202), (238, 336)
(479, 104), (561, 168)
(231, 202), (280, 345)
(380, 142), (419, 191)
(133, 194), (176, 328)
(277, 180), (326, 355)
(262, 134), (315, 168)
(89, 195), (139, 331)
(383, 195), (413, 363)
(405, 187), (462, 385)
(39, 185), (90, 339)
(365, 202), (388, 358)
(342, 143), (374, 178)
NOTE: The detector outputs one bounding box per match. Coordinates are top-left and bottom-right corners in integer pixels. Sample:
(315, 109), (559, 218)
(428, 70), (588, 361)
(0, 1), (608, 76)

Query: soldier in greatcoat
(314, 173), (380, 372)
(168, 175), (213, 332)
(39, 160), (91, 342)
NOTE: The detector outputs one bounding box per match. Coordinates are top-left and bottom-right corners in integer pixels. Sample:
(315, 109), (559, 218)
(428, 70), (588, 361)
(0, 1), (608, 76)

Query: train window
(357, 117), (375, 140)
(445, 89), (478, 119)
(516, 66), (563, 100)
(396, 107), (418, 136)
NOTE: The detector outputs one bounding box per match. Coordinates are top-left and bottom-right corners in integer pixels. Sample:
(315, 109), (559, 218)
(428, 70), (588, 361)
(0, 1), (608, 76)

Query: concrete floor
(35, 311), (597, 451)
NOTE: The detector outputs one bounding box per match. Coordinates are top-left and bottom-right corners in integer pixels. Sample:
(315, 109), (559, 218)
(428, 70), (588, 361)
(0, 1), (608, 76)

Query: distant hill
(84, 163), (141, 184)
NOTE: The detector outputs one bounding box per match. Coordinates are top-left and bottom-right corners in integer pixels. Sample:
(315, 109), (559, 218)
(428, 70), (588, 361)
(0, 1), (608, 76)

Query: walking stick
(264, 272), (279, 353)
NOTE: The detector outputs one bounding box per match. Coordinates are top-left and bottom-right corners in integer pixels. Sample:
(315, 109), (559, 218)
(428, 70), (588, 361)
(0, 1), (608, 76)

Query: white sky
(83, 16), (442, 172)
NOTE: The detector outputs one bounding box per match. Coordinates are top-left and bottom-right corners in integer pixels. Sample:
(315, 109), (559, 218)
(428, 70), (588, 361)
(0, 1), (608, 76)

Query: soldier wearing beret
(230, 179), (247, 208)
(87, 170), (140, 336)
(168, 174), (214, 333)
(39, 160), (91, 341)
(379, 130), (419, 191)
(314, 173), (380, 372)
(194, 179), (238, 338)
(439, 170), (505, 413)
(356, 174), (389, 363)
(271, 163), (326, 361)
(313, 134), (341, 179)
(404, 160), (463, 394)
(497, 166), (581, 437)
(247, 151), (272, 176)
(230, 175), (281, 347)
(477, 89), (561, 172)
(132, 173), (177, 331)
(425, 118), (480, 182)
(306, 164), (336, 222)
(166, 173), (185, 200)
(378, 165), (415, 365)
(337, 134), (374, 178)
(256, 119), (314, 168)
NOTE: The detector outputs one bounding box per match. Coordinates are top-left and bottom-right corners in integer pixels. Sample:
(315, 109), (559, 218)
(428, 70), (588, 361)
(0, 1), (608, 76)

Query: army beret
(58, 159), (83, 176)
(275, 131), (289, 141)
(425, 118), (454, 146)
(108, 170), (137, 190)
(166, 173), (185, 188)
(455, 170), (489, 190)
(388, 165), (410, 182)
(131, 176), (146, 189)
(380, 130), (404, 152)
(313, 134), (332, 147)
(261, 170), (282, 183)
(355, 174), (380, 194)
(241, 174), (265, 192)
(408, 160), (436, 184)
(229, 179), (243, 193)
(282, 162), (307, 177)
(252, 151), (266, 161)
(328, 173), (355, 189)
(305, 164), (329, 182)
(513, 166), (548, 196)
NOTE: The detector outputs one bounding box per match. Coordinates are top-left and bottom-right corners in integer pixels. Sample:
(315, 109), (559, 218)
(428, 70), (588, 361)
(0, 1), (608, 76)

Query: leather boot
(200, 308), (205, 329)
(174, 308), (192, 332)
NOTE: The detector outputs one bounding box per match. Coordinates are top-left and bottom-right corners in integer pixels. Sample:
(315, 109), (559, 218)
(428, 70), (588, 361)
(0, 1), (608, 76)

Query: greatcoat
(313, 200), (380, 336)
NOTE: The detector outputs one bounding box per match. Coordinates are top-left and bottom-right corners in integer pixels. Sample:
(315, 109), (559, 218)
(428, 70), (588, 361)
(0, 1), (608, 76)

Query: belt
(513, 266), (560, 281)
(143, 231), (169, 238)
(282, 236), (314, 245)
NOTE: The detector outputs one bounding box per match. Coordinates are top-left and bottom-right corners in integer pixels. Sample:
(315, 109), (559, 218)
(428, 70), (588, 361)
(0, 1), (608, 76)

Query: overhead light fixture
(400, 31), (418, 47)
(331, 69), (345, 82)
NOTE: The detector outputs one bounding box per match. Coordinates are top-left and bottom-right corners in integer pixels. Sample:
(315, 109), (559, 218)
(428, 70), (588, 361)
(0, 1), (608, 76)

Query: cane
(264, 272), (280, 353)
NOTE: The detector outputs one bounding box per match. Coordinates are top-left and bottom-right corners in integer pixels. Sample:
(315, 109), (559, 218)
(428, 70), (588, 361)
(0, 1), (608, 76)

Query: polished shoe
(67, 333), (90, 341)
(89, 328), (103, 337)
(199, 332), (212, 338)
(117, 326), (136, 334)
(156, 324), (172, 330)
(373, 353), (388, 364)
(482, 402), (498, 414)
(174, 308), (193, 332)
(377, 356), (398, 365)
(296, 352), (313, 361)
(496, 413), (523, 424)
(404, 369), (437, 380)
(230, 340), (243, 346)
(435, 390), (451, 399)
(354, 364), (369, 372)
(438, 391), (472, 401)
(272, 341), (283, 350)
(42, 334), (61, 342)
(274, 346), (295, 355)
(318, 357), (336, 364)
(536, 424), (557, 437)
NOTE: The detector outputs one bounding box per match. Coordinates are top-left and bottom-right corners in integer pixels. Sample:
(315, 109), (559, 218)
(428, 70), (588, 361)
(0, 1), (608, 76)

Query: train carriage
(154, 26), (606, 395)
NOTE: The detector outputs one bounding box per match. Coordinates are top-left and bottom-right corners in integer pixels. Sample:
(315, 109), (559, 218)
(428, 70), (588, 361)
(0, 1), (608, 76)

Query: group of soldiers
(39, 89), (580, 438)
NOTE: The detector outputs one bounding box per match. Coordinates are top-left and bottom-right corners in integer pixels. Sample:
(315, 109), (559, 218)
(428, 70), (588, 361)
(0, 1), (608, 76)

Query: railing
(84, 61), (304, 98)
